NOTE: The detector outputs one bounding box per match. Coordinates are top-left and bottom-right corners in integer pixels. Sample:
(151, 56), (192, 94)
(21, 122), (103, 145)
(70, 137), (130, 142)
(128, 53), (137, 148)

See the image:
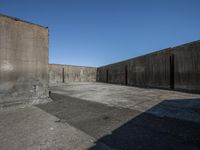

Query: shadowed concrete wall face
(97, 41), (200, 93)
(173, 42), (200, 91)
(0, 15), (49, 105)
(49, 64), (96, 85)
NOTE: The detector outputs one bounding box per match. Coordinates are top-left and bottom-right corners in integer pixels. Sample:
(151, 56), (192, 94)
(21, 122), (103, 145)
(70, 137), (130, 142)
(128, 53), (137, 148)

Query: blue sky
(1, 0), (200, 67)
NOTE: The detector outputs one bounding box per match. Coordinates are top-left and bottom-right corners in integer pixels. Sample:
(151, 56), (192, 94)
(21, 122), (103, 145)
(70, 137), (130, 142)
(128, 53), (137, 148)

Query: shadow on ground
(89, 99), (200, 150)
(37, 93), (200, 150)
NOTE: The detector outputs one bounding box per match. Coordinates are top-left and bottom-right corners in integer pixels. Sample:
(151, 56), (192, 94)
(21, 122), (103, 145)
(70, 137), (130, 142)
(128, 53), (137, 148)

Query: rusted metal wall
(49, 64), (96, 85)
(97, 40), (200, 93)
(0, 14), (49, 106)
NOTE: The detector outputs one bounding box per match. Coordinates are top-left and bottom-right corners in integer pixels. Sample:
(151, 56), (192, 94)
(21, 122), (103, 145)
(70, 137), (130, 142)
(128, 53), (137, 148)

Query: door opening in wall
(62, 68), (65, 83)
(106, 69), (109, 83)
(125, 66), (128, 85)
(170, 54), (175, 89)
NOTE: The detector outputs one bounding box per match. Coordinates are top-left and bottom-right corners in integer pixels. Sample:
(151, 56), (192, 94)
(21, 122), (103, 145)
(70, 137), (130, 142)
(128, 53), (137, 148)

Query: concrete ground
(0, 104), (111, 150)
(50, 82), (200, 123)
(1, 82), (200, 150)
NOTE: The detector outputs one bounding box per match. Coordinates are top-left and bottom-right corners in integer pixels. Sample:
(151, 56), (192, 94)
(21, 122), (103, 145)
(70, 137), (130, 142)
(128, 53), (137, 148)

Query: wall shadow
(89, 98), (200, 150)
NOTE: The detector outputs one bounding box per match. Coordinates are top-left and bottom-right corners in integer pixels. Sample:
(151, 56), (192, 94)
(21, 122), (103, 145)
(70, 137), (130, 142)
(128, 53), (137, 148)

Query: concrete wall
(97, 41), (200, 93)
(49, 64), (96, 85)
(0, 14), (49, 106)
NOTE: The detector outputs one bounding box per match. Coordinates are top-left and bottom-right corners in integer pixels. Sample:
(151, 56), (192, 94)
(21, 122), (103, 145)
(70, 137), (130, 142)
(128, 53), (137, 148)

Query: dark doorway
(62, 68), (65, 83)
(125, 66), (128, 85)
(106, 69), (109, 83)
(170, 54), (174, 89)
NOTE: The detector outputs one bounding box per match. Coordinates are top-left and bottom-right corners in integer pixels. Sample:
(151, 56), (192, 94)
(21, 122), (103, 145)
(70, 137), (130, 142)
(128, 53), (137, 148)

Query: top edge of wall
(0, 13), (48, 29)
(98, 40), (200, 68)
(173, 40), (200, 48)
(98, 47), (171, 68)
(49, 63), (97, 69)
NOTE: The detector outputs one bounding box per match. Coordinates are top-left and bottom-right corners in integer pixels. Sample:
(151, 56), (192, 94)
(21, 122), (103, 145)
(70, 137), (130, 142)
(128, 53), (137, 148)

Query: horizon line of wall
(97, 40), (200, 93)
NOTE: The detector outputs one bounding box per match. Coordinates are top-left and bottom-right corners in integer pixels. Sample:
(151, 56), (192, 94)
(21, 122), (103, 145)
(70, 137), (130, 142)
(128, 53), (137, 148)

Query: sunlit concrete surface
(45, 83), (200, 149)
(0, 14), (49, 105)
(0, 106), (112, 150)
(50, 82), (200, 123)
(1, 82), (200, 150)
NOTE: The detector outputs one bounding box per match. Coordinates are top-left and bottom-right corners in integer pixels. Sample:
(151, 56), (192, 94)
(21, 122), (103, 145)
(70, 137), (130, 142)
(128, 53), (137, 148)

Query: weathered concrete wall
(172, 42), (200, 92)
(0, 14), (49, 106)
(97, 40), (200, 93)
(49, 64), (96, 85)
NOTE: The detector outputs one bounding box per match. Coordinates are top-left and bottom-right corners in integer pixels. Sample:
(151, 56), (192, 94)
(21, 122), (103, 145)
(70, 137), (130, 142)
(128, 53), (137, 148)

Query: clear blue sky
(1, 0), (200, 67)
